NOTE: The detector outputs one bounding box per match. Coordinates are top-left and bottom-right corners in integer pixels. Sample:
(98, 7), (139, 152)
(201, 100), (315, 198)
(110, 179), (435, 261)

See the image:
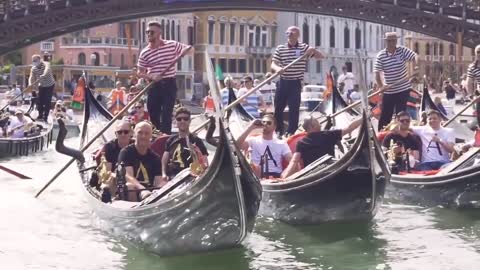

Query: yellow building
(193, 11), (278, 86)
(404, 32), (475, 88)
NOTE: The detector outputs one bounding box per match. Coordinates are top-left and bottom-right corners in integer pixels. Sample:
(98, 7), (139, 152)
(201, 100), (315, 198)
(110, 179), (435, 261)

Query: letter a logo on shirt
(135, 163), (149, 184)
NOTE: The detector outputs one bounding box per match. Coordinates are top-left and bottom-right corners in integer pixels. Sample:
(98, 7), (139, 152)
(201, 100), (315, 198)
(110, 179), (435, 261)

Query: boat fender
(55, 119), (85, 163)
(101, 184), (112, 203)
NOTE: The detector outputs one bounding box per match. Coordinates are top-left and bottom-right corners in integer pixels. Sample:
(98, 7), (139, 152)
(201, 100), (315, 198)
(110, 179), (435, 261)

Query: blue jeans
(415, 161), (449, 171)
(406, 106), (418, 120)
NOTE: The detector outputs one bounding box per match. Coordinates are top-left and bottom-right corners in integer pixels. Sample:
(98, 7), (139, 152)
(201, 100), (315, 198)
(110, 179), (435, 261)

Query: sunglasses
(145, 30), (155, 35)
(285, 31), (293, 36)
(135, 106), (143, 109)
(176, 116), (190, 122)
(399, 119), (410, 123)
(262, 120), (273, 126)
(116, 130), (130, 135)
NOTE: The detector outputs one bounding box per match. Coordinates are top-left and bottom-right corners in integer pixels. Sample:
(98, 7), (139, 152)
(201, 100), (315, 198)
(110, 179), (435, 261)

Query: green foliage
(3, 50), (22, 66)
(51, 58), (65, 65)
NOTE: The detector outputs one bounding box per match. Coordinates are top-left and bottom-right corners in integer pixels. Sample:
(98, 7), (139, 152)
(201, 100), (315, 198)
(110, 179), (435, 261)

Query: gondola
(55, 88), (262, 256)
(226, 89), (389, 224)
(0, 101), (53, 158)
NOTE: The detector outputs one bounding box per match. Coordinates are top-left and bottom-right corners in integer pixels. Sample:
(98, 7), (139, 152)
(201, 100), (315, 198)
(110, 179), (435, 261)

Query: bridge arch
(0, 0), (480, 55)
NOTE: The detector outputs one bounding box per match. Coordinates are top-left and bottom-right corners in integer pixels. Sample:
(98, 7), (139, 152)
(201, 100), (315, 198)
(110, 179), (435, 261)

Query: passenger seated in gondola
(97, 121), (134, 172)
(382, 111), (421, 170)
(161, 107), (209, 181)
(8, 109), (33, 138)
(412, 110), (455, 171)
(236, 114), (292, 178)
(281, 116), (362, 178)
(130, 100), (150, 125)
(118, 121), (164, 201)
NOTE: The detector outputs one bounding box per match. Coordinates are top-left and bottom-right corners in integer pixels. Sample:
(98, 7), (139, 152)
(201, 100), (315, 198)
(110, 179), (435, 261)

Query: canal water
(1, 137), (480, 270)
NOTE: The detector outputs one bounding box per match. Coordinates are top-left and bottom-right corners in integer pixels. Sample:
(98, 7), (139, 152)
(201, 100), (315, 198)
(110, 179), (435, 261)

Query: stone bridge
(1, 0), (480, 55)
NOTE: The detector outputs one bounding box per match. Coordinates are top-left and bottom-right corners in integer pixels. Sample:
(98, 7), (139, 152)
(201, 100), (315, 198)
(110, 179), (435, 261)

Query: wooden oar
(0, 165), (32, 179)
(0, 80), (40, 112)
(442, 96), (480, 127)
(224, 53), (309, 112)
(34, 46), (192, 198)
(317, 73), (418, 124)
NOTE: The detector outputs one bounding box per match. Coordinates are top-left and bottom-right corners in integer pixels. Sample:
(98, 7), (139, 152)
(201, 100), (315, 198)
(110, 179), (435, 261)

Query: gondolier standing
(271, 26), (324, 137)
(29, 54), (55, 122)
(374, 32), (418, 130)
(137, 21), (191, 134)
(466, 44), (480, 127)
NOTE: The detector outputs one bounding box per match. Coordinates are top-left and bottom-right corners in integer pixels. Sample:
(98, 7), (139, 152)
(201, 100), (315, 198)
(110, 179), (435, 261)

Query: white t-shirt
(349, 91), (361, 102)
(246, 136), (291, 174)
(412, 126), (454, 163)
(8, 116), (31, 138)
(337, 72), (356, 91)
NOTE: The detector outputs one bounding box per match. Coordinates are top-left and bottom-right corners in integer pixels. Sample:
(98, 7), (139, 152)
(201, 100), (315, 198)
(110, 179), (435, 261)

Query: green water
(1, 138), (480, 270)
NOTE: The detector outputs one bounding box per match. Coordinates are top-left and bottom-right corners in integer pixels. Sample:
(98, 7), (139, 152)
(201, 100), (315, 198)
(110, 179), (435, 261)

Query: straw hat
(384, 32), (400, 40)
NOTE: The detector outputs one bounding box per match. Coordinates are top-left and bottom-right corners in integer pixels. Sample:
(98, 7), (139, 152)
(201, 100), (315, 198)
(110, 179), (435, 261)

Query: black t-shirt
(118, 144), (162, 187)
(164, 133), (208, 176)
(445, 85), (456, 99)
(382, 132), (420, 151)
(296, 130), (342, 166)
(103, 139), (134, 171)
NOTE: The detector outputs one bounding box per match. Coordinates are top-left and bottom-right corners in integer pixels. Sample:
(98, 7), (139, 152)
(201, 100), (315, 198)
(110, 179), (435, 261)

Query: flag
(71, 76), (85, 110)
(323, 72), (333, 100)
(215, 64), (224, 81)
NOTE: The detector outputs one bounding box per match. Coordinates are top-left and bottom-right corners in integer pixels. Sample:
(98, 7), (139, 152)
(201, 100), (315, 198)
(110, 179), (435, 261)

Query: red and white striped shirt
(137, 40), (187, 78)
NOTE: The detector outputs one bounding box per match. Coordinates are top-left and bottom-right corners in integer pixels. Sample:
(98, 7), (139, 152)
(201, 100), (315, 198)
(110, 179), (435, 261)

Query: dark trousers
(378, 90), (410, 130)
(38, 84), (54, 121)
(147, 78), (177, 134)
(274, 79), (302, 135)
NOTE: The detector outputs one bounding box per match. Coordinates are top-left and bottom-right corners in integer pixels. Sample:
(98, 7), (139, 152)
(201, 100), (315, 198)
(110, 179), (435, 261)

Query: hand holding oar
(442, 95), (480, 127)
(0, 79), (40, 112)
(34, 46), (192, 198)
(224, 53), (309, 112)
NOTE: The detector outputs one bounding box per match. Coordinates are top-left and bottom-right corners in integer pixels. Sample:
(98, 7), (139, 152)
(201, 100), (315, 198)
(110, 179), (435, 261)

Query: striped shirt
(374, 46), (416, 94)
(220, 87), (237, 107)
(272, 42), (309, 80)
(467, 62), (480, 86)
(138, 40), (187, 78)
(238, 87), (260, 118)
(30, 62), (55, 87)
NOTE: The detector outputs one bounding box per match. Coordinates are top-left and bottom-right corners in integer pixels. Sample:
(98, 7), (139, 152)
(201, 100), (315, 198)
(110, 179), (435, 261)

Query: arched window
(171, 21), (176, 41)
(413, 42), (419, 53)
(166, 20), (170, 39)
(108, 53), (112, 66)
(355, 26), (361, 49)
(344, 25), (350, 49)
(188, 26), (194, 45)
(439, 43), (444, 56)
(329, 24), (335, 48)
(255, 26), (261, 46)
(425, 43), (431, 55)
(161, 19), (165, 36)
(132, 54), (136, 66)
(92, 52), (100, 66)
(121, 54), (125, 68)
(78, 53), (86, 65)
(208, 21), (215, 44)
(433, 42), (438, 56)
(315, 21), (321, 47)
(303, 19), (309, 44)
(449, 43), (455, 56)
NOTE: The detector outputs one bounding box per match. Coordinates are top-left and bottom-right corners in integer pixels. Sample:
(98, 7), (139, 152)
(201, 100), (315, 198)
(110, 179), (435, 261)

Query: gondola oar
(442, 95), (480, 127)
(318, 73), (418, 125)
(0, 79), (40, 112)
(34, 46), (192, 198)
(0, 165), (32, 179)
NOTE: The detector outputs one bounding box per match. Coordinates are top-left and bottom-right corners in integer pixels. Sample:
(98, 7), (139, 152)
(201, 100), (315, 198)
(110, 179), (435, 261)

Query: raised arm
(341, 118), (363, 137)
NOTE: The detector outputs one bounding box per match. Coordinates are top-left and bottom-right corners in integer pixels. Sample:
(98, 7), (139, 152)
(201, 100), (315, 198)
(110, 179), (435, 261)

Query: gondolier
(29, 54), (55, 122)
(466, 44), (480, 124)
(271, 26), (324, 137)
(137, 21), (191, 134)
(374, 32), (418, 130)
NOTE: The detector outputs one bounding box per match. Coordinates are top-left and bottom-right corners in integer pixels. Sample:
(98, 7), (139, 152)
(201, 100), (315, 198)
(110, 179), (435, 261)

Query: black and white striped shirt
(272, 42), (309, 80)
(30, 62), (55, 87)
(374, 46), (416, 94)
(467, 62), (480, 85)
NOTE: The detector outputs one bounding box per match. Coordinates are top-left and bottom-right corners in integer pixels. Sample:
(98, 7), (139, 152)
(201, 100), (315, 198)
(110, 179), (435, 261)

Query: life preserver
(109, 89), (125, 115)
(204, 96), (215, 113)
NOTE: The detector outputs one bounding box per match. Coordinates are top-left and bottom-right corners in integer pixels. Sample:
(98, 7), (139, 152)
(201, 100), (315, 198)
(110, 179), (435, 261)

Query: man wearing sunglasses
(381, 111), (421, 168)
(118, 121), (163, 201)
(236, 114), (292, 178)
(162, 107), (208, 180)
(282, 116), (362, 178)
(271, 26), (324, 137)
(137, 21), (191, 134)
(98, 121), (134, 172)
